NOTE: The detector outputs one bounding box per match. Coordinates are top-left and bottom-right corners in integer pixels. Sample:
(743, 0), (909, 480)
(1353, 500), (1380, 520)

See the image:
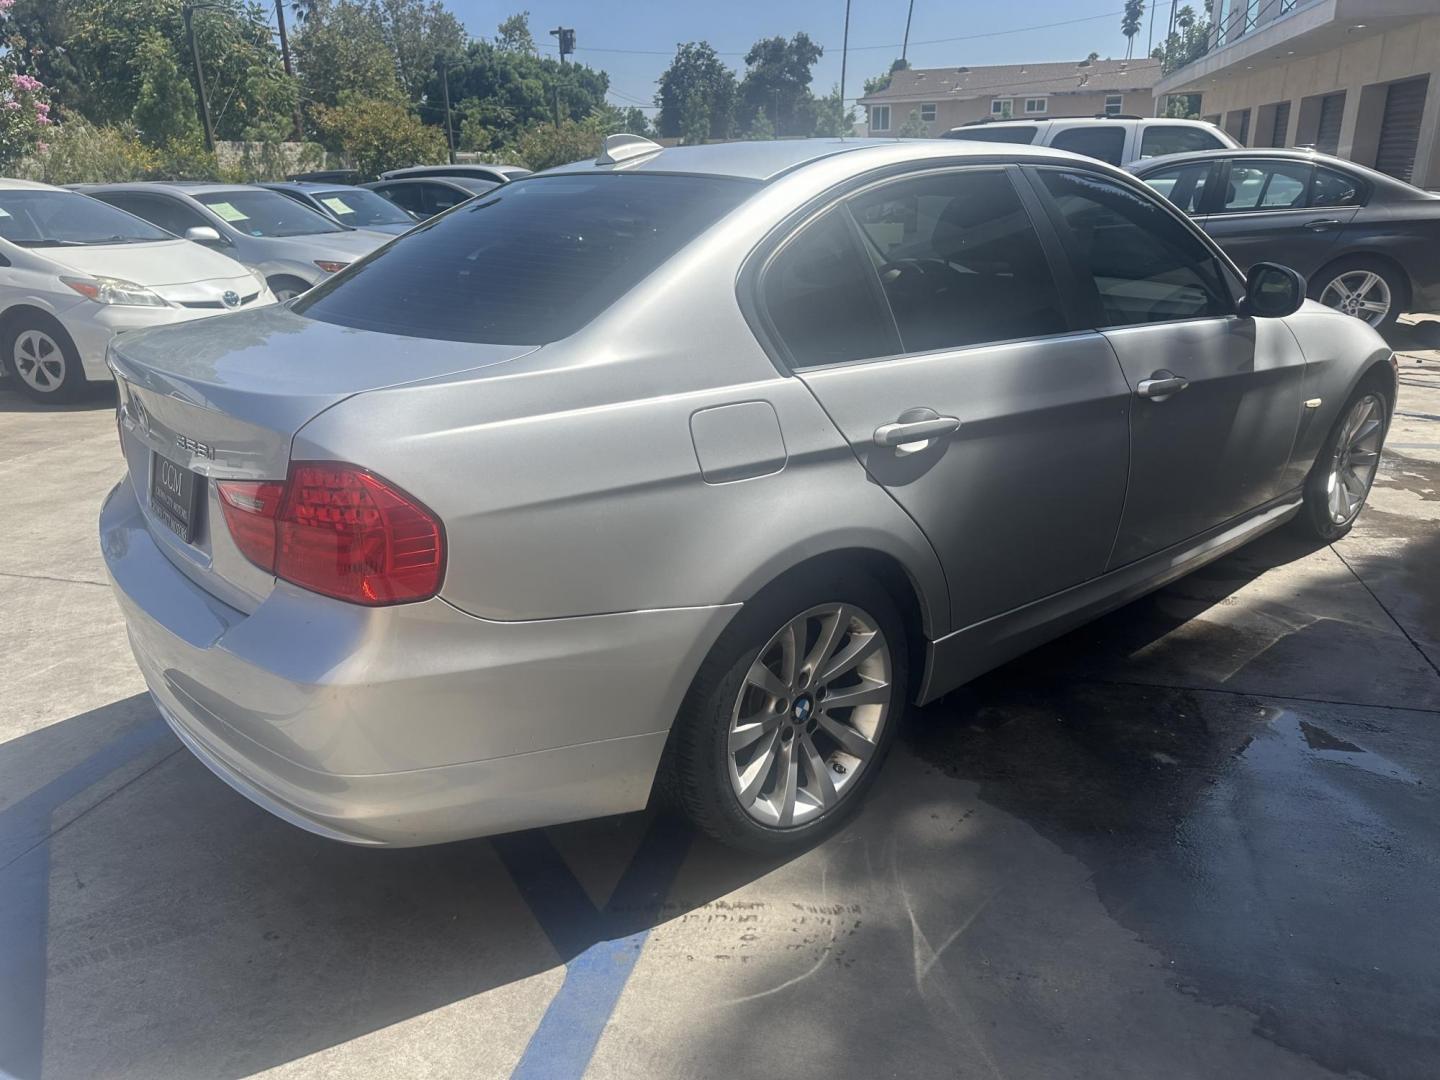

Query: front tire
(4, 315), (86, 404)
(668, 573), (909, 854)
(1295, 380), (1391, 541)
(266, 275), (311, 302)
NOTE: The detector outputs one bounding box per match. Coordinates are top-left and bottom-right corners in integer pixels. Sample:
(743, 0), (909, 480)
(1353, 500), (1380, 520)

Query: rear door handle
(1136, 374), (1189, 400)
(1305, 218), (1342, 231)
(873, 411), (961, 448)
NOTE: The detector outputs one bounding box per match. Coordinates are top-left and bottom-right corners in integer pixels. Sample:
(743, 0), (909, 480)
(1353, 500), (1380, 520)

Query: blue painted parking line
(0, 716), (171, 1080)
(496, 815), (691, 1080)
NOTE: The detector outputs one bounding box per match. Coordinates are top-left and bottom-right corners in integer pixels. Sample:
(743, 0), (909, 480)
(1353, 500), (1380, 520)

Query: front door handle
(1305, 218), (1342, 231)
(1136, 373), (1189, 400)
(873, 409), (961, 448)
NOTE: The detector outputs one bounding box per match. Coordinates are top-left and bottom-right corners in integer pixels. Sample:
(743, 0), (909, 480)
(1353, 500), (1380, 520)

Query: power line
(534, 9), (1127, 59)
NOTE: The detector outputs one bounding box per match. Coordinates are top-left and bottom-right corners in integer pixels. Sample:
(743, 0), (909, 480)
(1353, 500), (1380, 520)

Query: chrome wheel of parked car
(1319, 270), (1393, 328)
(1327, 392), (1386, 525)
(727, 603), (893, 827)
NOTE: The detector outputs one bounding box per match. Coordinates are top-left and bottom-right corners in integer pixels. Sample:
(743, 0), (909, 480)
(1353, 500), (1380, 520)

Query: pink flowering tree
(0, 0), (53, 171)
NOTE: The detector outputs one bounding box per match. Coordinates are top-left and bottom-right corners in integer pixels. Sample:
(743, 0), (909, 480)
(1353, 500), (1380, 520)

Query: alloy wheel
(13, 329), (66, 394)
(1327, 392), (1385, 525)
(1319, 270), (1392, 327)
(727, 603), (893, 828)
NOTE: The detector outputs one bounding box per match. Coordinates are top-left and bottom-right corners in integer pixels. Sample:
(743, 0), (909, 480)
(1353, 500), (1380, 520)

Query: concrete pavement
(2, 320), (1438, 1079)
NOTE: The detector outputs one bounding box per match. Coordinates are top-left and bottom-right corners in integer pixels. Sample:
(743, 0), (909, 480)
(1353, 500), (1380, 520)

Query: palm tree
(1122, 0), (1145, 59)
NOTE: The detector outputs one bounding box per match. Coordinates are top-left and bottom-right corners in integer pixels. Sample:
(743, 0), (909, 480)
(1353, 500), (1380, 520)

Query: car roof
(260, 181), (366, 194)
(951, 116), (1215, 129)
(381, 164), (525, 178)
(0, 177), (62, 191)
(1127, 147), (1439, 198)
(72, 181), (269, 198)
(542, 136), (1106, 182)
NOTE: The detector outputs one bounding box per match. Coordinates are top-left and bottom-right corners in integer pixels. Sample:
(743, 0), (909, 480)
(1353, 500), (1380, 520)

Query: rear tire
(1294, 378), (1392, 542)
(1310, 256), (1407, 332)
(4, 314), (86, 404)
(668, 571), (909, 855)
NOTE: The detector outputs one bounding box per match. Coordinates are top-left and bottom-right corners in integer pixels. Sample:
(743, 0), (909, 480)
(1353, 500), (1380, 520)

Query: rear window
(294, 173), (756, 345)
(943, 127), (1038, 145)
(1139, 125), (1224, 158)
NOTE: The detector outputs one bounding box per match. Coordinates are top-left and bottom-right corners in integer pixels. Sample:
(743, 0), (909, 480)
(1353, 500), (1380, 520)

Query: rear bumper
(100, 480), (736, 846)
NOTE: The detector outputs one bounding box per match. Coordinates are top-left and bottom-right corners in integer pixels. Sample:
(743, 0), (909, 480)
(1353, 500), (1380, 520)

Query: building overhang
(1155, 0), (1436, 96)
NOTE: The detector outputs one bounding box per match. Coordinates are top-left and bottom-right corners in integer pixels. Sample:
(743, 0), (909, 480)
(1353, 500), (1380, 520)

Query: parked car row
(0, 164), (522, 402)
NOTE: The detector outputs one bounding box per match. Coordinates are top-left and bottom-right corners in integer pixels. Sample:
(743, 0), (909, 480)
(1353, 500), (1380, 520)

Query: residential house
(1154, 0), (1440, 187)
(858, 59), (1163, 137)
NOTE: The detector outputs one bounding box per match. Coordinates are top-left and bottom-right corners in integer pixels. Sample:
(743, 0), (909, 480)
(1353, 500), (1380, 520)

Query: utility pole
(183, 3), (217, 153)
(840, 0), (851, 135)
(438, 58), (455, 163)
(901, 0), (915, 63)
(549, 27), (574, 129)
(1147, 0), (1157, 55)
(273, 0), (303, 140)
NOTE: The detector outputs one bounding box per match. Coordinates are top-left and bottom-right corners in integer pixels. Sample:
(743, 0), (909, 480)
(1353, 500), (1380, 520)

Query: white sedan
(0, 179), (272, 403)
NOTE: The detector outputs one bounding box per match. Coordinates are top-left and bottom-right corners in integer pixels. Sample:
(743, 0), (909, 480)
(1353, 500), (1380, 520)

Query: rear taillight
(217, 464), (444, 606)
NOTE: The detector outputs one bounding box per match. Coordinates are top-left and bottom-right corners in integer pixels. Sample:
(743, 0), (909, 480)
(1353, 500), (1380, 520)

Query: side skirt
(917, 493), (1303, 703)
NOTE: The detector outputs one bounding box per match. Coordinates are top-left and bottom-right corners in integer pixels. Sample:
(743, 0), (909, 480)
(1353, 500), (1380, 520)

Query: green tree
(655, 42), (736, 141)
(1122, 1), (1145, 60)
(130, 28), (200, 145)
(745, 106), (774, 140)
(315, 91), (445, 176)
(369, 0), (465, 103)
(738, 31), (822, 137)
(1151, 4), (1210, 75)
(495, 10), (534, 54)
(429, 38), (609, 151)
(863, 57), (908, 97)
(811, 85), (851, 136)
(508, 112), (606, 170)
(896, 108), (927, 138)
(294, 0), (404, 109)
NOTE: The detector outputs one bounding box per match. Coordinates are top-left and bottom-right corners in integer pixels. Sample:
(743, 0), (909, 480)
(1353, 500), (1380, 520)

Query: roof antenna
(597, 133), (663, 165)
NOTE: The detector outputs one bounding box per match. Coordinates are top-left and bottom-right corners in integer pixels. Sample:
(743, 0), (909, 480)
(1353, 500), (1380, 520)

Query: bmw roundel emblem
(221, 290), (240, 308)
(793, 696), (813, 722)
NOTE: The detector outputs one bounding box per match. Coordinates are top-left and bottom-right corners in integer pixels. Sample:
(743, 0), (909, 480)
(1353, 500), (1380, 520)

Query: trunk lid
(111, 303), (538, 610)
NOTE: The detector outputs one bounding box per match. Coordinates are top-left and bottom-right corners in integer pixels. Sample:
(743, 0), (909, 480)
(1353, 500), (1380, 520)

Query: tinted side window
(762, 210), (900, 368)
(1038, 170), (1232, 327)
(1139, 163), (1213, 214)
(847, 170), (1066, 353)
(1222, 160), (1312, 211)
(96, 194), (206, 235)
(1310, 167), (1363, 208)
(1139, 125), (1223, 158)
(373, 183), (425, 216)
(427, 183), (473, 214)
(1049, 127), (1126, 166)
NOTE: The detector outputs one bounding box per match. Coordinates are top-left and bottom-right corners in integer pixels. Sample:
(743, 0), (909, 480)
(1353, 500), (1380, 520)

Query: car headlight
(250, 268), (269, 295)
(61, 275), (169, 308)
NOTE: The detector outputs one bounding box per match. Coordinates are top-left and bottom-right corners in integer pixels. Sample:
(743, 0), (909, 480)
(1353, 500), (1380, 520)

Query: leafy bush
(17, 118), (158, 183)
(314, 93), (446, 179)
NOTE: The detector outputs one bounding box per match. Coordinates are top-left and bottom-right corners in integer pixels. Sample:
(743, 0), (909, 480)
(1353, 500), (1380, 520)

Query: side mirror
(1241, 262), (1306, 318)
(185, 225), (224, 245)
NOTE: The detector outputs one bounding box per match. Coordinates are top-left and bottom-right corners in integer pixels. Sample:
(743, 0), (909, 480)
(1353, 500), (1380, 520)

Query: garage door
(1375, 76), (1429, 183)
(1270, 101), (1291, 147)
(1316, 92), (1345, 155)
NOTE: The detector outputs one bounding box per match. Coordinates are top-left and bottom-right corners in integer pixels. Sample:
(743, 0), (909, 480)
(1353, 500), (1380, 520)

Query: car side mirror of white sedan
(185, 225), (224, 245)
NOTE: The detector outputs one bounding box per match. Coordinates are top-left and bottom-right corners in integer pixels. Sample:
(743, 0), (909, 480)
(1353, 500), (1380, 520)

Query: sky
(445, 1), (1179, 115)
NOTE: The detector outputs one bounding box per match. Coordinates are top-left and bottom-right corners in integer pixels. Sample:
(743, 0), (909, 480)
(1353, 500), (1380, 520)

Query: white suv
(942, 116), (1238, 167)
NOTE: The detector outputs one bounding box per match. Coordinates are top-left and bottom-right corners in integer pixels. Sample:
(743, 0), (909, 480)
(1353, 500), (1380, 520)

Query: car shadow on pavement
(0, 381), (117, 413)
(0, 696), (782, 1080)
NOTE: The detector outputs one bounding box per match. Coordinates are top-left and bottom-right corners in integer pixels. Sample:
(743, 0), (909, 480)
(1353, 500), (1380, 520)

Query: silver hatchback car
(101, 136), (1395, 853)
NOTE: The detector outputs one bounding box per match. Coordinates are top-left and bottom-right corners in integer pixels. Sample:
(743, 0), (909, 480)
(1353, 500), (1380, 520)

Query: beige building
(858, 59), (1162, 137)
(1154, 0), (1440, 188)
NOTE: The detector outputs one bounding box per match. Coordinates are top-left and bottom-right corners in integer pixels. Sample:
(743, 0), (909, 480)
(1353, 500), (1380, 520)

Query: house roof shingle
(859, 58), (1163, 105)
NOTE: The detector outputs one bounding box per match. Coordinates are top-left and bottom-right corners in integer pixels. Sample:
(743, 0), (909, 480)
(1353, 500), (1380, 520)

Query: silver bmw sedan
(101, 135), (1396, 854)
